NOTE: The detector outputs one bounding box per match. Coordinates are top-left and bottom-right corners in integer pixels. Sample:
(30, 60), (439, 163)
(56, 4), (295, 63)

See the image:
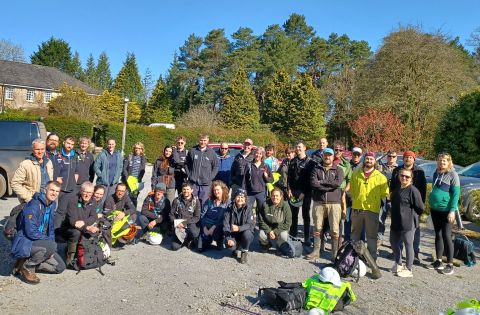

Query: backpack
(453, 235), (476, 267)
(258, 281), (306, 312)
(334, 241), (360, 282)
(279, 236), (303, 258)
(72, 234), (106, 275)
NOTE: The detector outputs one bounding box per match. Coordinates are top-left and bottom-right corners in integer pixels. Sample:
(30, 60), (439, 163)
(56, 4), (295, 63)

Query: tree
(261, 70), (292, 130)
(228, 27), (259, 77)
(220, 66), (259, 129)
(0, 39), (25, 62)
(353, 27), (477, 155)
(111, 52), (144, 103)
(177, 34), (203, 109)
(96, 52), (113, 91)
(166, 54), (189, 117)
(175, 104), (219, 131)
(84, 53), (98, 88)
(142, 76), (173, 125)
(70, 51), (83, 80)
(96, 90), (141, 123)
(349, 111), (410, 152)
(140, 68), (154, 109)
(434, 89), (480, 166)
(31, 37), (75, 75)
(48, 84), (98, 122)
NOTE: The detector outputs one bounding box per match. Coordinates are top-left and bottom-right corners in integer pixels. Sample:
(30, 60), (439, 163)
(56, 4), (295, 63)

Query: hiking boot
(397, 268), (413, 278)
(391, 263), (405, 274)
(18, 266), (40, 284)
(240, 251), (248, 264)
(442, 264), (454, 275)
(13, 258), (27, 275)
(427, 260), (444, 270)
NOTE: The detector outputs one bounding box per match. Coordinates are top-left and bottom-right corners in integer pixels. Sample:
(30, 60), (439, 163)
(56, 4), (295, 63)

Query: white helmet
(351, 260), (367, 278)
(98, 241), (111, 259)
(318, 267), (342, 288)
(147, 232), (163, 245)
(307, 308), (326, 315)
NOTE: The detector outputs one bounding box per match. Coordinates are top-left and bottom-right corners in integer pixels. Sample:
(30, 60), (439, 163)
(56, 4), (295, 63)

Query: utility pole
(121, 97), (129, 156)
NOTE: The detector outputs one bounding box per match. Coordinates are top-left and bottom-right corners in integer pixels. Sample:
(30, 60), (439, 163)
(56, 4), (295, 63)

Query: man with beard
(230, 139), (255, 199)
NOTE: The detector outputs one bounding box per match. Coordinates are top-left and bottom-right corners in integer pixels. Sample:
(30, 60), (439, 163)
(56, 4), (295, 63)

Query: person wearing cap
(169, 182), (201, 250)
(390, 150), (427, 263)
(350, 147), (363, 171)
(287, 140), (315, 245)
(214, 142), (234, 187)
(223, 188), (254, 264)
(185, 133), (218, 207)
(350, 152), (389, 260)
(230, 138), (256, 199)
(344, 146), (364, 242)
(258, 188), (292, 252)
(306, 148), (344, 261)
(137, 182), (172, 242)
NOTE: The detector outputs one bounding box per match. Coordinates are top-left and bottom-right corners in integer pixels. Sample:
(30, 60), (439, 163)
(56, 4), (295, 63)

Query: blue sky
(2, 1), (479, 80)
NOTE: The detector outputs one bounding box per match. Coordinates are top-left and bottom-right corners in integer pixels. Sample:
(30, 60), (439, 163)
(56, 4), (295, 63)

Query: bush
(0, 109), (39, 121)
(43, 116), (94, 141)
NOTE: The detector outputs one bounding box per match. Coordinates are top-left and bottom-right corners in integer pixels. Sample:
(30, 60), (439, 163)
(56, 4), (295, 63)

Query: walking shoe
(413, 253), (421, 265)
(240, 251), (248, 264)
(305, 251), (320, 261)
(391, 263), (405, 274)
(427, 260), (444, 270)
(18, 267), (40, 284)
(442, 264), (454, 275)
(397, 268), (413, 278)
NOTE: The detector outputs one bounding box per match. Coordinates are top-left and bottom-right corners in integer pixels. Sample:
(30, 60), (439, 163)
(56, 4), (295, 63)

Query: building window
(26, 89), (34, 102)
(5, 87), (14, 100)
(44, 91), (52, 103)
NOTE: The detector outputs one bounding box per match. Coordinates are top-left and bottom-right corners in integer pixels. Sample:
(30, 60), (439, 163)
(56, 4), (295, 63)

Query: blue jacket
(201, 199), (228, 228)
(94, 149), (123, 186)
(11, 193), (56, 258)
(215, 154), (234, 186)
(52, 148), (79, 192)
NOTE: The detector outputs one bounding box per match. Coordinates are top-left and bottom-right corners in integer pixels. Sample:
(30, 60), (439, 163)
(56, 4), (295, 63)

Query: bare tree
(0, 39), (26, 62)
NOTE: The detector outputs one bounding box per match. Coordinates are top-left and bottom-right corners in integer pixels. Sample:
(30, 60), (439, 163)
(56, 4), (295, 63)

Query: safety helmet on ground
(289, 192), (304, 207)
(351, 259), (367, 278)
(318, 267), (342, 288)
(147, 231), (163, 245)
(307, 308), (327, 315)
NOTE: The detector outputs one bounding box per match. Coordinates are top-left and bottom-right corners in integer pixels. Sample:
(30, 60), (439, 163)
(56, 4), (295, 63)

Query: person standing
(185, 134), (218, 206)
(427, 153), (460, 275)
(275, 147), (295, 197)
(152, 145), (176, 203)
(214, 142), (234, 187)
(311, 137), (328, 165)
(230, 139), (255, 198)
(390, 151), (427, 263)
(94, 138), (123, 203)
(11, 181), (65, 284)
(173, 136), (188, 196)
(349, 152), (389, 260)
(344, 146), (363, 241)
(52, 135), (79, 230)
(122, 142), (147, 208)
(245, 147), (273, 216)
(264, 144), (279, 172)
(288, 140), (314, 245)
(45, 133), (60, 160)
(390, 168), (424, 278)
(75, 136), (95, 188)
(306, 148), (344, 261)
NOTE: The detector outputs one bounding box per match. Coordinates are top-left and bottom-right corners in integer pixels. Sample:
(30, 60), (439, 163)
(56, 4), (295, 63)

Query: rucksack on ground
(453, 235), (476, 267)
(279, 236), (303, 258)
(258, 281), (306, 312)
(334, 241), (360, 282)
(72, 234), (106, 275)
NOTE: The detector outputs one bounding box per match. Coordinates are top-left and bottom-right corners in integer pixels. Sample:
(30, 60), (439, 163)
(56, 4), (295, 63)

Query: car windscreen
(458, 162), (480, 178)
(0, 121), (38, 148)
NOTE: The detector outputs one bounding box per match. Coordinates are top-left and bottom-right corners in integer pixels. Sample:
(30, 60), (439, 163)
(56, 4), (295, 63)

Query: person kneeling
(169, 182), (200, 250)
(258, 188), (292, 252)
(11, 181), (66, 284)
(137, 183), (171, 244)
(224, 189), (254, 264)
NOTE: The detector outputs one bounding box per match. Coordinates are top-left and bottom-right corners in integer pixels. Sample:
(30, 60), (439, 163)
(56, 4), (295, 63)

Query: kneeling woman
(223, 189), (254, 263)
(138, 182), (171, 244)
(198, 180), (229, 251)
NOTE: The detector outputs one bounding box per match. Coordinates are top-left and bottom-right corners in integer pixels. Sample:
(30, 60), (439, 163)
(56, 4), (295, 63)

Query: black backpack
(279, 236), (303, 258)
(258, 281), (306, 312)
(72, 234), (106, 275)
(334, 241), (360, 282)
(453, 235), (476, 267)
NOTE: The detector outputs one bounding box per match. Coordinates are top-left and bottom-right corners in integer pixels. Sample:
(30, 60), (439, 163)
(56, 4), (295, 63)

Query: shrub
(43, 116), (94, 141)
(0, 109), (39, 121)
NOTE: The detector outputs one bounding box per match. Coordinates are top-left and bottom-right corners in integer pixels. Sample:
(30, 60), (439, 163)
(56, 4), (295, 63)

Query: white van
(148, 123), (176, 129)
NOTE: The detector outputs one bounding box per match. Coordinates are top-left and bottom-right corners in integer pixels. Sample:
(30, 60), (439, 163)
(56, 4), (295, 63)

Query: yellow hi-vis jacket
(302, 276), (356, 311)
(350, 169), (389, 214)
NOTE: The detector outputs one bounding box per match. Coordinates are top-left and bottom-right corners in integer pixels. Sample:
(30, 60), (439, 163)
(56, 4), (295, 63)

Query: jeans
(289, 194), (312, 243)
(192, 183), (211, 208)
(247, 191), (266, 219)
(226, 230), (254, 252)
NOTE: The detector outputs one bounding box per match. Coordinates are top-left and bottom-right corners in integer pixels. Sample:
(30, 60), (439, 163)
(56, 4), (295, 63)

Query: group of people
(6, 132), (461, 284)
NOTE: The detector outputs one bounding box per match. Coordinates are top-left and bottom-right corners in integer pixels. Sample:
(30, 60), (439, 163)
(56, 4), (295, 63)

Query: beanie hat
(364, 152), (375, 158)
(403, 151), (416, 159)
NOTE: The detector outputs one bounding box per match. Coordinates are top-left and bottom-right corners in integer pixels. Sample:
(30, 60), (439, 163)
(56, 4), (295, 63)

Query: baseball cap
(154, 182), (167, 192)
(322, 148), (334, 155)
(244, 138), (253, 145)
(352, 147), (362, 154)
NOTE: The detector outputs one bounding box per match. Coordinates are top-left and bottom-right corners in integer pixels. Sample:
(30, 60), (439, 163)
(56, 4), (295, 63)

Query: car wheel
(0, 173), (6, 198)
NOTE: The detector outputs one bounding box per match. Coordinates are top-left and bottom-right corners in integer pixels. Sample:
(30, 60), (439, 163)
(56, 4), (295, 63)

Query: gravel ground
(0, 165), (479, 315)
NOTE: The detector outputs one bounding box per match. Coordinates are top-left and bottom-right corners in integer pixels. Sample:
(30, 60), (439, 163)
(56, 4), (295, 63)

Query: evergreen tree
(228, 27), (259, 80)
(220, 66), (259, 129)
(84, 53), (98, 88)
(112, 52), (144, 103)
(142, 76), (173, 125)
(261, 70), (292, 130)
(178, 34), (203, 109)
(140, 68), (154, 109)
(166, 54), (189, 117)
(96, 90), (141, 123)
(70, 51), (83, 80)
(96, 51), (113, 91)
(31, 37), (74, 75)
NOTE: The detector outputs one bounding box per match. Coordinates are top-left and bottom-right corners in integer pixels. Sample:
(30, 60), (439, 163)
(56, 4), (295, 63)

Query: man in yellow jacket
(350, 152), (389, 260)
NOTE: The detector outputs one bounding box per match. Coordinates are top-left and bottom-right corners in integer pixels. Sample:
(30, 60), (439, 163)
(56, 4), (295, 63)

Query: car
(0, 120), (47, 198)
(417, 162), (464, 183)
(457, 162), (480, 221)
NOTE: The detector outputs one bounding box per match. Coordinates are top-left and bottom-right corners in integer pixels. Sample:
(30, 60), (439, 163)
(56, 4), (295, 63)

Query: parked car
(417, 162), (464, 183)
(0, 120), (47, 198)
(457, 162), (480, 221)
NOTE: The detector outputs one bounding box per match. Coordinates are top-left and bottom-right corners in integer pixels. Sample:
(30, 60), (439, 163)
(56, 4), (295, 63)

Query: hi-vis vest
(302, 276), (356, 311)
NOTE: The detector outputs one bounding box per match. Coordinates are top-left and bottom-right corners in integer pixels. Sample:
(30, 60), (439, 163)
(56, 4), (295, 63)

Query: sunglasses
(388, 155), (397, 158)
(400, 174), (411, 179)
(334, 149), (344, 152)
(220, 147), (228, 150)
(177, 141), (185, 145)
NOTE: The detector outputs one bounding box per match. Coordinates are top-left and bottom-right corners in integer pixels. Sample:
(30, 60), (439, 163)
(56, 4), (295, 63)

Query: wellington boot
(305, 236), (321, 260)
(331, 238), (339, 262)
(353, 240), (382, 279)
(19, 266), (40, 284)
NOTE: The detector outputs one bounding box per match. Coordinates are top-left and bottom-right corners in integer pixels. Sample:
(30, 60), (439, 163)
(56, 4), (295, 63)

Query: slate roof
(0, 60), (100, 95)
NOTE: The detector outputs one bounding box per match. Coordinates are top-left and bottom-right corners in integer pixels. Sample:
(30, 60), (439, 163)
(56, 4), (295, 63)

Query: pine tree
(31, 37), (74, 75)
(96, 51), (113, 91)
(84, 53), (98, 88)
(221, 66), (259, 129)
(112, 52), (144, 103)
(261, 70), (292, 130)
(166, 54), (189, 117)
(70, 51), (83, 80)
(142, 76), (173, 125)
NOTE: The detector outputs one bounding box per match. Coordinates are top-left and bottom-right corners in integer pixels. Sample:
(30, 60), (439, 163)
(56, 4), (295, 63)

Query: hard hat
(289, 192), (304, 207)
(351, 259), (367, 278)
(318, 267), (342, 288)
(98, 241), (111, 259)
(147, 231), (163, 245)
(307, 308), (327, 315)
